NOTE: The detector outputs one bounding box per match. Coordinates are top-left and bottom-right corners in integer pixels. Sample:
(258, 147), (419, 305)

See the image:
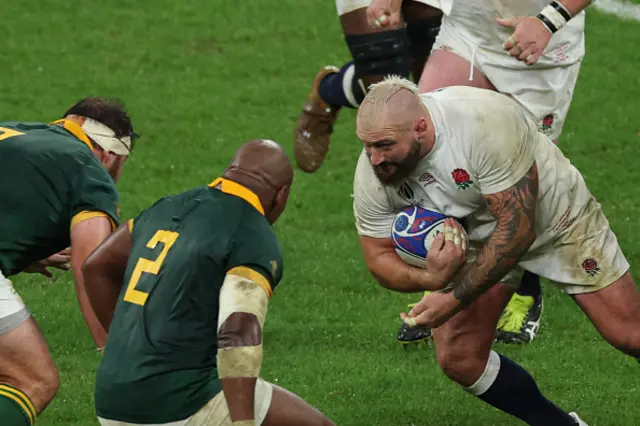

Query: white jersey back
(353, 86), (594, 262)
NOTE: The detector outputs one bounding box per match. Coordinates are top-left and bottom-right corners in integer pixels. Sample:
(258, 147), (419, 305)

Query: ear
(415, 117), (428, 134)
(275, 185), (290, 207)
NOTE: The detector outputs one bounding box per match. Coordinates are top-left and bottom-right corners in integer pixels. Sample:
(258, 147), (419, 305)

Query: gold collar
(208, 177), (265, 215)
(50, 119), (93, 151)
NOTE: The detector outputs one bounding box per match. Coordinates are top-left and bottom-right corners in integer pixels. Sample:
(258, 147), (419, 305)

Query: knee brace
(406, 15), (443, 58)
(345, 28), (412, 80)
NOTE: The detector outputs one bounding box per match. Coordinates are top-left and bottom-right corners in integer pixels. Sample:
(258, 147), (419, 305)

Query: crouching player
(83, 140), (335, 426)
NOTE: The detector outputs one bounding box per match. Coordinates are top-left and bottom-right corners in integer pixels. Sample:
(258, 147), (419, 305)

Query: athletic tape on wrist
(217, 345), (263, 378)
(231, 421), (255, 426)
(537, 1), (572, 33)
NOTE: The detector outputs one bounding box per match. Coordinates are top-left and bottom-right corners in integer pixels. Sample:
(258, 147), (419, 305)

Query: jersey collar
(208, 177), (265, 215)
(50, 119), (94, 151)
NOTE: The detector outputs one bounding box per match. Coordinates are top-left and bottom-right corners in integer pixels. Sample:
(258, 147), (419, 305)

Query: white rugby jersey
(353, 86), (595, 260)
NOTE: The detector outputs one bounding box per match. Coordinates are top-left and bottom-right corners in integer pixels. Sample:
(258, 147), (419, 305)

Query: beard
(373, 140), (422, 185)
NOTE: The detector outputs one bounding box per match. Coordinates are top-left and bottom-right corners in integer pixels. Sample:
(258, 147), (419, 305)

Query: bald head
(226, 139), (293, 188)
(223, 139), (293, 224)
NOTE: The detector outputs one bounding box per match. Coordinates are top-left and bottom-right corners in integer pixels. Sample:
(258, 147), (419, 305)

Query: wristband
(536, 1), (572, 33)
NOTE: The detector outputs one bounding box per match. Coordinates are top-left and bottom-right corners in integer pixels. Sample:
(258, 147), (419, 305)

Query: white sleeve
(469, 99), (537, 195)
(353, 150), (396, 239)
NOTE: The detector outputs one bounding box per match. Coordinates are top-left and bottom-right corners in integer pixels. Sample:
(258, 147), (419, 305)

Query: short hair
(368, 75), (420, 97)
(63, 97), (138, 142)
(357, 75), (421, 132)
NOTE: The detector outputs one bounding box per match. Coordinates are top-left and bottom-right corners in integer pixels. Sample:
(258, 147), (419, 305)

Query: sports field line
(593, 0), (640, 21)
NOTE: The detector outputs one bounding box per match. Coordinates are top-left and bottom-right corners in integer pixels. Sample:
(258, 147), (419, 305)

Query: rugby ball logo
(391, 206), (447, 268)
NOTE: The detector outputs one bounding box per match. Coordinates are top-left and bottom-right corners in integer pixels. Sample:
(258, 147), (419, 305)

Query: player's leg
(261, 384), (335, 426)
(294, 0), (411, 173)
(182, 378), (334, 426)
(0, 305), (59, 426)
(416, 15), (496, 93)
(402, 1), (442, 82)
(572, 272), (640, 358)
(432, 282), (579, 425)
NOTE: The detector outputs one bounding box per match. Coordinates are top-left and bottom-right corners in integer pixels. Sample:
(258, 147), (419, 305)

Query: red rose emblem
(452, 168), (473, 190)
(452, 168), (470, 184)
(581, 258), (600, 277)
(542, 114), (554, 127)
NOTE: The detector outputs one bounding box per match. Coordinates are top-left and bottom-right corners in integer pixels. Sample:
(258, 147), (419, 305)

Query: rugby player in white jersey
(295, 0), (555, 345)
(353, 77), (640, 425)
(366, 0), (595, 343)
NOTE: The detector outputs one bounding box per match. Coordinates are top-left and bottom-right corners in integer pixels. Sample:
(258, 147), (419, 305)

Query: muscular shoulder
(353, 149), (396, 238)
(353, 149), (388, 200)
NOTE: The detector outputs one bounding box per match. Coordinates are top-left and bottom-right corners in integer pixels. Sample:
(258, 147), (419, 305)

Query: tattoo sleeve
(447, 163), (539, 305)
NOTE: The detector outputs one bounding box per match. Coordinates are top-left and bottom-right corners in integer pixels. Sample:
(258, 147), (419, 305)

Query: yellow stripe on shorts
(0, 384), (36, 425)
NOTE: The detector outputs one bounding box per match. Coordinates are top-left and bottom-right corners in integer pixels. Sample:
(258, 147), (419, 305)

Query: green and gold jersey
(0, 120), (120, 276)
(95, 178), (283, 424)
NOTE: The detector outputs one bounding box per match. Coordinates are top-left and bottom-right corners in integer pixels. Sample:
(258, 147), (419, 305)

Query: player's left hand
(497, 16), (552, 66)
(400, 290), (462, 329)
(23, 247), (72, 279)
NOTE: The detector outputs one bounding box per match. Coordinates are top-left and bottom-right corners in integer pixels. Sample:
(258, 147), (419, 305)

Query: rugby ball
(391, 206), (465, 268)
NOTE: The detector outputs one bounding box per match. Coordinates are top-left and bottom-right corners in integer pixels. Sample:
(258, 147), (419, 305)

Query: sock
(318, 61), (366, 109)
(466, 352), (576, 426)
(517, 270), (541, 300)
(0, 384), (36, 425)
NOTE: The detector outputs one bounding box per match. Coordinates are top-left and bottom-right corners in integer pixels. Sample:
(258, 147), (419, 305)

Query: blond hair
(357, 75), (421, 134)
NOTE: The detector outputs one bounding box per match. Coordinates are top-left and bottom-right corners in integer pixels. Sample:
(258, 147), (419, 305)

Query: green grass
(2, 1), (640, 425)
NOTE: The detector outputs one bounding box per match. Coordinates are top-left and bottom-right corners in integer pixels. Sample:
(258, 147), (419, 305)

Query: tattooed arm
(449, 163), (538, 305)
(400, 164), (538, 329)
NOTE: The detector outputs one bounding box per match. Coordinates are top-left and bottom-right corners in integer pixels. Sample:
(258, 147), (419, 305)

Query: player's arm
(360, 236), (455, 292)
(354, 153), (464, 292)
(446, 164), (538, 305)
(546, 0), (592, 18)
(70, 155), (122, 349)
(217, 269), (270, 424)
(70, 214), (116, 350)
(82, 221), (133, 333)
(444, 104), (539, 306)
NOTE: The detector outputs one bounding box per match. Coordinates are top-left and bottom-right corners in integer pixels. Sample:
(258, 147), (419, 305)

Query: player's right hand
(23, 247), (72, 279)
(425, 218), (467, 288)
(367, 0), (403, 29)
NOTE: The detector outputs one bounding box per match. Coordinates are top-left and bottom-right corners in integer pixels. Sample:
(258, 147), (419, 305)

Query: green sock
(0, 384), (36, 425)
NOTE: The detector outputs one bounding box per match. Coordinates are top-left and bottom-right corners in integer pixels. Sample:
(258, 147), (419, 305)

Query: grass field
(3, 1), (640, 425)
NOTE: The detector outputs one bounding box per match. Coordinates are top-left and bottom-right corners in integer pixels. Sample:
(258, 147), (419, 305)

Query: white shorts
(432, 16), (583, 141)
(475, 198), (630, 295)
(335, 0), (434, 16)
(0, 270), (30, 335)
(98, 378), (273, 426)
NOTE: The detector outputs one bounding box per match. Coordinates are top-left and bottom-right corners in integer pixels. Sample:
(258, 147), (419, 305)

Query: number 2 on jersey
(0, 127), (25, 141)
(124, 230), (180, 306)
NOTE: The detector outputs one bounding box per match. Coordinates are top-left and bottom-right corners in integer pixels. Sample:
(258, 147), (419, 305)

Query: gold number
(0, 127), (25, 141)
(124, 230), (180, 306)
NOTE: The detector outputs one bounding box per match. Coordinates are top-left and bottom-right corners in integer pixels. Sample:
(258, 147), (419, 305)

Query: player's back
(0, 121), (118, 276)
(96, 183), (283, 424)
